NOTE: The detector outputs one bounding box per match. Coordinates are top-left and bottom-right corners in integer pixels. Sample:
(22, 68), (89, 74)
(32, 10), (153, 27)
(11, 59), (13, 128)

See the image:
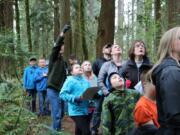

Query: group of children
(23, 57), (50, 116)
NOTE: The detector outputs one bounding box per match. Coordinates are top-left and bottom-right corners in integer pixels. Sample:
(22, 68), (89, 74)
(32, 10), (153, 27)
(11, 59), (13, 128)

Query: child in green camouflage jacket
(102, 72), (139, 135)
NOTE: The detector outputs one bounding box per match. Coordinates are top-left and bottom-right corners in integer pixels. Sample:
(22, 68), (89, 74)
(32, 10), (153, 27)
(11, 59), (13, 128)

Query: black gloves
(74, 97), (82, 104)
(62, 24), (71, 34)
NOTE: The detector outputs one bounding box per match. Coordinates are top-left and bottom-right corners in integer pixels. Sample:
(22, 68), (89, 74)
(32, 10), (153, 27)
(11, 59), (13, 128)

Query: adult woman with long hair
(148, 27), (180, 135)
(121, 40), (152, 89)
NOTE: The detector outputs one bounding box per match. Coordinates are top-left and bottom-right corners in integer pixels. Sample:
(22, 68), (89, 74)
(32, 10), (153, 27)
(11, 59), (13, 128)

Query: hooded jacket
(121, 57), (152, 89)
(152, 57), (180, 126)
(60, 76), (90, 116)
(23, 65), (37, 90)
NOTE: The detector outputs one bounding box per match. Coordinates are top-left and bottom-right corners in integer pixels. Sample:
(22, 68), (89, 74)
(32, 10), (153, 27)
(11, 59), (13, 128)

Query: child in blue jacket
(60, 63), (91, 135)
(34, 58), (50, 116)
(23, 57), (37, 112)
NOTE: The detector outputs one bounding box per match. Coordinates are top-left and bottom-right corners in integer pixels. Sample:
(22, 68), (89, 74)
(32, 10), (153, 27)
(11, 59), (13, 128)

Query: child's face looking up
(110, 74), (124, 89)
(71, 64), (83, 75)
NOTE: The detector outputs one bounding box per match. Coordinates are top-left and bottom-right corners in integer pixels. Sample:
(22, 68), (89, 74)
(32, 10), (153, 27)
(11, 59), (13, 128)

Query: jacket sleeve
(59, 79), (76, 103)
(102, 99), (113, 135)
(23, 68), (27, 89)
(92, 61), (99, 77)
(49, 35), (64, 62)
(34, 70), (44, 82)
(98, 63), (108, 95)
(160, 68), (180, 119)
(119, 62), (127, 78)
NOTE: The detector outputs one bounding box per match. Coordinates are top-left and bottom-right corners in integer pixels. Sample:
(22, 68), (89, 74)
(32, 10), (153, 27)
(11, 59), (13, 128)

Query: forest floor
(37, 114), (75, 135)
(37, 113), (102, 135)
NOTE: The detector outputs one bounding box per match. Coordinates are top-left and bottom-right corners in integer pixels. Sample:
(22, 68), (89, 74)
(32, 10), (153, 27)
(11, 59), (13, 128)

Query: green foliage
(0, 32), (14, 56)
(0, 79), (70, 135)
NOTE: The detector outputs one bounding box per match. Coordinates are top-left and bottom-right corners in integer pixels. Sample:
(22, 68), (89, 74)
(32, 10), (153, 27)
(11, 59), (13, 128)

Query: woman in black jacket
(148, 27), (180, 135)
(121, 40), (152, 89)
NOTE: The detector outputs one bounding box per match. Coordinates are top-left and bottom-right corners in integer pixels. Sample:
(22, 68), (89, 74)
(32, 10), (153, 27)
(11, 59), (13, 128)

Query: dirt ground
(62, 115), (75, 134)
(42, 115), (102, 135)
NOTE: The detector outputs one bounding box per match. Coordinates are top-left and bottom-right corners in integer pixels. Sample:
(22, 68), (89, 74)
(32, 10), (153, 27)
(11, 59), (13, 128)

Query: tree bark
(60, 0), (72, 60)
(88, 0), (94, 17)
(25, 0), (32, 52)
(0, 0), (14, 53)
(116, 0), (124, 46)
(167, 0), (180, 28)
(131, 0), (135, 40)
(15, 0), (24, 69)
(54, 0), (60, 41)
(0, 0), (14, 77)
(15, 0), (21, 46)
(79, 0), (88, 60)
(95, 0), (115, 58)
(0, 0), (13, 33)
(155, 0), (161, 52)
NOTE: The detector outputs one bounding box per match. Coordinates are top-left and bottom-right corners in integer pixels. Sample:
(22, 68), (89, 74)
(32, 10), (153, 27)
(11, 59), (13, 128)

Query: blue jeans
(91, 95), (104, 132)
(47, 88), (64, 131)
(38, 91), (49, 114)
(26, 89), (37, 112)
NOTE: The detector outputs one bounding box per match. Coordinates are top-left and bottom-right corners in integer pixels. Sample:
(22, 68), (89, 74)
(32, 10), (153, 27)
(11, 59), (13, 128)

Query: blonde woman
(148, 27), (180, 134)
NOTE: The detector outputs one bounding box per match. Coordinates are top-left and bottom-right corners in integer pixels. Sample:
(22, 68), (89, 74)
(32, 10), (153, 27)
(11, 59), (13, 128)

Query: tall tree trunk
(79, 0), (88, 60)
(25, 0), (32, 52)
(126, 3), (130, 48)
(15, 0), (24, 70)
(95, 0), (115, 58)
(15, 0), (21, 46)
(144, 0), (153, 44)
(0, 0), (14, 77)
(131, 0), (135, 41)
(60, 0), (72, 60)
(155, 0), (161, 52)
(33, 27), (40, 55)
(54, 0), (60, 41)
(0, 0), (14, 53)
(0, 0), (13, 32)
(88, 0), (94, 16)
(136, 0), (145, 39)
(116, 0), (124, 47)
(167, 0), (180, 28)
(31, 0), (42, 55)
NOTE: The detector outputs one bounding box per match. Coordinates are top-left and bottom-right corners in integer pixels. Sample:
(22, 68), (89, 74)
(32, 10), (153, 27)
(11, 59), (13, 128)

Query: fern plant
(0, 78), (71, 135)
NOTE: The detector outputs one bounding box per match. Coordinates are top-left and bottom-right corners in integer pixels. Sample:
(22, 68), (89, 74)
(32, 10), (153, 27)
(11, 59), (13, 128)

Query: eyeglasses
(135, 43), (144, 48)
